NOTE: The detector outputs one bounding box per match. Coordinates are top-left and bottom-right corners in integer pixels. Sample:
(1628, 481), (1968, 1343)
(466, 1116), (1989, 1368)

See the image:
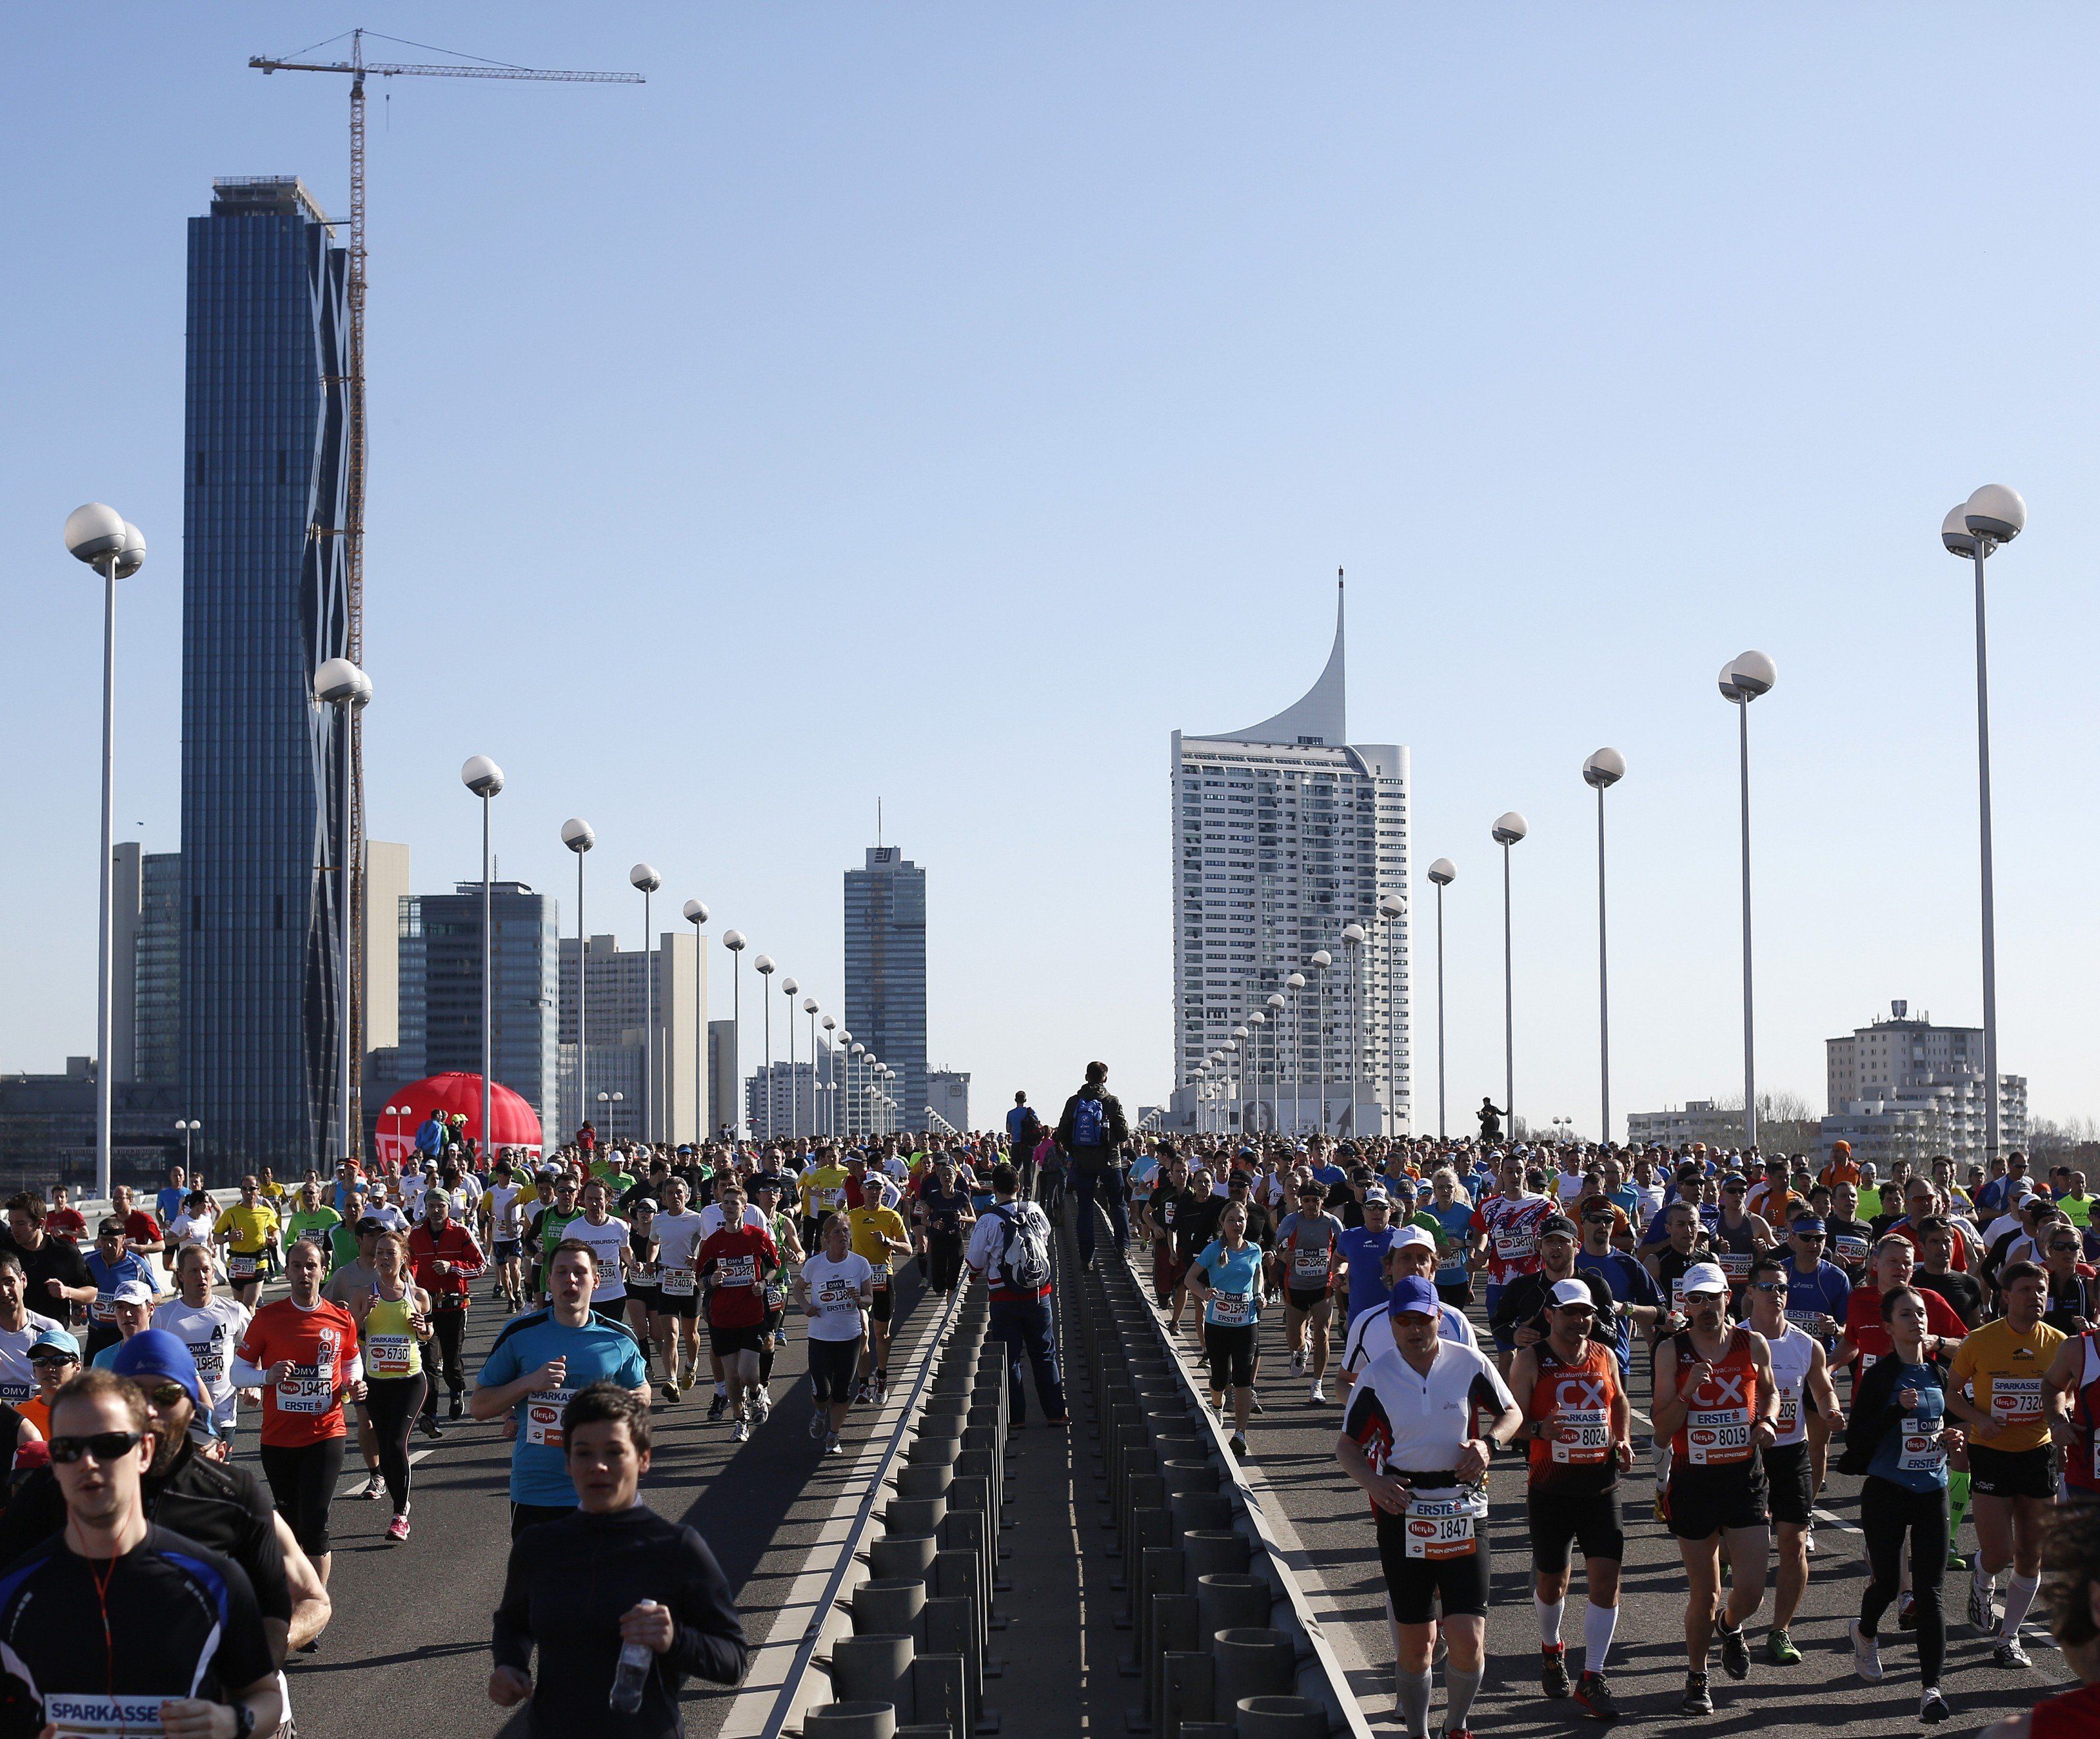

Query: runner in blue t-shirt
(1424, 1179), (1476, 1307)
(1337, 1197), (1399, 1326)
(472, 1242), (648, 1535)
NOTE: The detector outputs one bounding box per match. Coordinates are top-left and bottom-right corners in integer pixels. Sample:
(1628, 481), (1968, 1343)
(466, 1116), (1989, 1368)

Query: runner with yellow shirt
(799, 1148), (850, 1254)
(214, 1175), (282, 1308)
(1948, 1261), (2064, 1669)
(845, 1185), (912, 1404)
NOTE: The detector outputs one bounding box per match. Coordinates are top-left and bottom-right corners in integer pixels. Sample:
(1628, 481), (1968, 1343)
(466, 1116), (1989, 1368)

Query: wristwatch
(232, 1705), (256, 1739)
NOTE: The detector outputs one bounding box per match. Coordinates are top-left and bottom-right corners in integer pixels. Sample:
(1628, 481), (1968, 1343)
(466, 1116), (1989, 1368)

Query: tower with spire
(1169, 573), (1410, 1135)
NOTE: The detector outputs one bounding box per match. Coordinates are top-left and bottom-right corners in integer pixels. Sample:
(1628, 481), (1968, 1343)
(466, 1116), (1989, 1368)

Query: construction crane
(250, 30), (642, 1151)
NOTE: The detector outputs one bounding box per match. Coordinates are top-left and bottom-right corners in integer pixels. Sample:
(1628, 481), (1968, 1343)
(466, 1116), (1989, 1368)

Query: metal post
(730, 953), (741, 1141)
(576, 853), (587, 1146)
(94, 561), (116, 1204)
(1502, 841), (1515, 1139)
(788, 990), (798, 1141)
(695, 931), (707, 1146)
(1736, 698), (1757, 1150)
(337, 702), (356, 1165)
(1435, 883), (1447, 1141)
(480, 793), (493, 1169)
(763, 989), (772, 1141)
(1596, 782), (1611, 1146)
(1973, 543), (2001, 1162)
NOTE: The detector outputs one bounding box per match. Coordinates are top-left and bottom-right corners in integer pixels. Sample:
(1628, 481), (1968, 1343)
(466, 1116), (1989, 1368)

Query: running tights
(1859, 1477), (1948, 1685)
(361, 1373), (428, 1514)
(260, 1436), (347, 1560)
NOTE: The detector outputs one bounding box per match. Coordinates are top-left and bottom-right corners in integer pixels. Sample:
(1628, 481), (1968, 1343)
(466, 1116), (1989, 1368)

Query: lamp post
(1341, 923), (1366, 1134)
(66, 504), (144, 1204)
(722, 931), (747, 1139)
(781, 978), (800, 1140)
(1947, 486), (2026, 1163)
(821, 1016), (837, 1137)
(803, 998), (819, 1142)
(175, 1120), (200, 1179)
(753, 956), (776, 1139)
(682, 900), (708, 1146)
(1308, 951), (1333, 1131)
(597, 1089), (622, 1144)
(562, 819), (596, 1141)
(1377, 892), (1404, 1134)
(1491, 814), (1527, 1139)
(849, 1043), (865, 1136)
(629, 864), (662, 1149)
(1248, 1010), (1267, 1134)
(1582, 750), (1626, 1146)
(314, 658), (371, 1165)
(1425, 862), (1455, 1140)
(461, 756), (505, 1167)
(1232, 1026), (1250, 1133)
(1264, 994), (1284, 1133)
(1719, 653), (1776, 1148)
(1284, 973), (1306, 1135)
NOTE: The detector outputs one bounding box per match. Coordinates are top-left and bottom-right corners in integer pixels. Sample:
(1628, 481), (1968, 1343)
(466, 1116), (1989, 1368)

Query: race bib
(1493, 1229), (1533, 1262)
(1551, 1406), (1610, 1465)
(716, 1255), (757, 1289)
(1291, 1246), (1332, 1283)
(819, 1186), (845, 1210)
(1899, 1414), (1945, 1475)
(525, 1387), (574, 1449)
(45, 1692), (171, 1737)
(1784, 1308), (1826, 1337)
(816, 1277), (857, 1313)
(1776, 1386), (1800, 1433)
(660, 1268), (695, 1297)
(1685, 1405), (1752, 1466)
(630, 1261), (658, 1286)
(90, 1297), (117, 1323)
(1403, 1490), (1488, 1559)
(229, 1253), (259, 1282)
(1857, 1352), (1879, 1377)
(368, 1334), (413, 1376)
(1991, 1377), (2044, 1425)
(1210, 1289), (1255, 1327)
(765, 1282), (788, 1310)
(1836, 1234), (1869, 1265)
(1717, 1252), (1751, 1281)
(276, 1366), (332, 1415)
(0, 1381), (28, 1404)
(186, 1339), (222, 1381)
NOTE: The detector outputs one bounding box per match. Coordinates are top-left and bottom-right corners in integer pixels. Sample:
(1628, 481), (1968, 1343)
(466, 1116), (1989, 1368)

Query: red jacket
(408, 1222), (486, 1306)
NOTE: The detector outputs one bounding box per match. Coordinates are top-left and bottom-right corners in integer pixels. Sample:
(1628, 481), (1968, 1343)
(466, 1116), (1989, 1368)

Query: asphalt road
(1127, 1255), (2080, 1738)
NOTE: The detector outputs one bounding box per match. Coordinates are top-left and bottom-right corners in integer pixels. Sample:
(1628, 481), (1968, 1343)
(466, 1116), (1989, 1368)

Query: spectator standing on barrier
(490, 1383), (747, 1735)
(1055, 1061), (1129, 1270)
(965, 1163), (1068, 1429)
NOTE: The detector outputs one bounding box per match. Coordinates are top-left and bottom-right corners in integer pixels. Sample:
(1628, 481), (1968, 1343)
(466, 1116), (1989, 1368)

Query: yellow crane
(251, 28), (641, 1143)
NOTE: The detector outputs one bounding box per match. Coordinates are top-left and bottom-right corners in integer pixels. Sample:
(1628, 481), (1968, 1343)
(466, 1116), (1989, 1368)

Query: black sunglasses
(139, 1381), (190, 1410)
(49, 1429), (143, 1465)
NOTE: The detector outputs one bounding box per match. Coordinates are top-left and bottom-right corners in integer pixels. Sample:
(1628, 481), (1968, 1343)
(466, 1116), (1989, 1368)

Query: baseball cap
(1362, 1186), (1391, 1205)
(1679, 1261), (1730, 1299)
(108, 1329), (206, 1410)
(28, 1327), (79, 1362)
(1390, 1226), (1436, 1253)
(629, 1197), (659, 1214)
(354, 1215), (388, 1234)
(110, 1280), (156, 1309)
(1385, 1276), (1440, 1319)
(1538, 1215), (1578, 1240)
(1547, 1278), (1595, 1309)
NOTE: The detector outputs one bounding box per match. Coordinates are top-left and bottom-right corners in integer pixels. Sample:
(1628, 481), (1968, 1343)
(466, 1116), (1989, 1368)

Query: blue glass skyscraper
(180, 177), (350, 1171)
(844, 847), (927, 1132)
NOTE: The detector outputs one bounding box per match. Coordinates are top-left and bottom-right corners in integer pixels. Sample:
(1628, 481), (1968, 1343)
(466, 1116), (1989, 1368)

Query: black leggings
(1204, 1322), (1258, 1391)
(927, 1231), (964, 1294)
(420, 1308), (467, 1415)
(1860, 1477), (1948, 1684)
(260, 1436), (346, 1560)
(360, 1373), (428, 1513)
(809, 1335), (862, 1403)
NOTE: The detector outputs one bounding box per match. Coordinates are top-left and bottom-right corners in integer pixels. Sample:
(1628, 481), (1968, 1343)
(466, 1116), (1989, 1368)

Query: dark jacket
(1055, 1087), (1128, 1169)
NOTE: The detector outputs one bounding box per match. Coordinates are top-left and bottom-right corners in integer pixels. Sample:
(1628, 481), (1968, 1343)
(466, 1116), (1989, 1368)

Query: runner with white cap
(1652, 1258), (1780, 1714)
(1337, 1228), (1475, 1396)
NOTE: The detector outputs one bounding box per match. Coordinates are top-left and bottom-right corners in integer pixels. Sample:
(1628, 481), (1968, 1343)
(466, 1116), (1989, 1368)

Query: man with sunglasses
(1775, 1216), (1853, 1509)
(82, 1219), (156, 1361)
(0, 1368), (282, 1738)
(1742, 1257), (1842, 1667)
(1574, 1201), (1672, 1378)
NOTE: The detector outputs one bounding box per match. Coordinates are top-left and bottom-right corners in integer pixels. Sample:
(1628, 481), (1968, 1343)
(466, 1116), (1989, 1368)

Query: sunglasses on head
(49, 1429), (143, 1465)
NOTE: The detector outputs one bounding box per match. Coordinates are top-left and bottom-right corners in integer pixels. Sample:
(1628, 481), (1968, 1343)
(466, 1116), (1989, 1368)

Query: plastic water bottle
(610, 1602), (661, 1713)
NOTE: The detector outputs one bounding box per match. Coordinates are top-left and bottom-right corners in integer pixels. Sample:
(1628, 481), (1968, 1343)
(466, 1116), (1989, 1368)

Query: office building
(1169, 579), (1410, 1136)
(1624, 1100), (1751, 1150)
(746, 1062), (818, 1144)
(845, 847), (927, 1131)
(555, 933), (704, 1145)
(1820, 1000), (2028, 1166)
(134, 852), (182, 1087)
(709, 1019), (739, 1141)
(179, 175), (352, 1171)
(387, 883), (560, 1135)
(0, 1061), (182, 1196)
(928, 1069), (971, 1134)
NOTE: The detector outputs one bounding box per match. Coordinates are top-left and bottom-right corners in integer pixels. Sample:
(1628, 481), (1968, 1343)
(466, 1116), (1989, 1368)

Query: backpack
(993, 1204), (1052, 1293)
(1071, 1096), (1105, 1147)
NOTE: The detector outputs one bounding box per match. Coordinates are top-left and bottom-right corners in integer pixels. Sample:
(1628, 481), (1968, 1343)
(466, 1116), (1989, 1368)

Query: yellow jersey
(218, 1202), (279, 1255)
(799, 1166), (850, 1221)
(845, 1206), (909, 1278)
(1950, 1316), (2065, 1454)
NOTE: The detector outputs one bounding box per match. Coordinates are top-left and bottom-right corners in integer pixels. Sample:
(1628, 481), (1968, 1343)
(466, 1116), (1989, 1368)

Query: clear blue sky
(5, 5), (2098, 1136)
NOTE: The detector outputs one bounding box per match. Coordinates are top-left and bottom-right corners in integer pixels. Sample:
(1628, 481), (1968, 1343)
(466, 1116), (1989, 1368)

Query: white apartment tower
(1170, 579), (1410, 1136)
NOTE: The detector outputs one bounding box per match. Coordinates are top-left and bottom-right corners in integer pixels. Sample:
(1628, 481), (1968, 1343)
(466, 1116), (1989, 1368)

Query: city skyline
(9, 12), (2100, 1137)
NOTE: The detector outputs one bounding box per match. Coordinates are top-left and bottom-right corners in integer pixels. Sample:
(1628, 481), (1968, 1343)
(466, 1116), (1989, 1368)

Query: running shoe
(1766, 1628), (1800, 1666)
(707, 1393), (728, 1423)
(360, 1471), (385, 1502)
(1680, 1670), (1713, 1715)
(448, 1394), (463, 1421)
(1572, 1671), (1619, 1722)
(1652, 1490), (1670, 1526)
(1540, 1643), (1571, 1698)
(1309, 1382), (1326, 1406)
(1250, 1393), (1265, 1416)
(1290, 1349), (1306, 1376)
(662, 1380), (681, 1404)
(854, 1381), (873, 1404)
(874, 1379), (888, 1406)
(753, 1393), (772, 1424)
(417, 1415), (444, 1441)
(1850, 1620), (1883, 1682)
(1899, 1593), (1918, 1631)
(1994, 1637), (2034, 1670)
(1437, 1728), (1475, 1739)
(1228, 1432), (1248, 1459)
(809, 1408), (828, 1441)
(1717, 1620), (1750, 1681)
(1803, 1529), (1816, 1557)
(385, 1513), (411, 1543)
(730, 1420), (750, 1443)
(1969, 1576), (1996, 1633)
(1947, 1548), (1968, 1572)
(1920, 1688), (1950, 1725)
(825, 1431), (843, 1456)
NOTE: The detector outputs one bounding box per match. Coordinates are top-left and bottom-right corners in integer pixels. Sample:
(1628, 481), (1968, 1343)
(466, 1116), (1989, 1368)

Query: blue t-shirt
(1310, 1164), (1348, 1191)
(156, 1186), (186, 1226)
(1866, 1360), (1948, 1493)
(84, 1250), (152, 1301)
(476, 1310), (648, 1505)
(1779, 1257), (1853, 1349)
(1427, 1202), (1473, 1286)
(1193, 1240), (1265, 1328)
(1337, 1225), (1397, 1324)
(1575, 1249), (1662, 1371)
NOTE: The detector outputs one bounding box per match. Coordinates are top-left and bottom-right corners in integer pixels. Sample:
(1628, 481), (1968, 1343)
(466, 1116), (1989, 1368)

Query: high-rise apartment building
(845, 847), (927, 1131)
(746, 1062), (818, 1144)
(1820, 999), (2028, 1165)
(1170, 581), (1410, 1136)
(928, 1069), (971, 1134)
(555, 934), (703, 1145)
(179, 176), (352, 1170)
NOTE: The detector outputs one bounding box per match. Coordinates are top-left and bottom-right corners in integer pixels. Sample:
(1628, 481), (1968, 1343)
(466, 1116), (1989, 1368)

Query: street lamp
(1341, 923), (1366, 1134)
(1425, 862), (1455, 1141)
(596, 1088), (623, 1143)
(629, 864), (662, 1148)
(722, 931), (747, 1139)
(781, 977), (800, 1139)
(1232, 1026), (1250, 1133)
(1247, 1010), (1267, 1135)
(683, 899), (709, 1146)
(1491, 814), (1528, 1139)
(67, 503), (144, 1204)
(803, 997), (820, 1141)
(1719, 652), (1776, 1148)
(1263, 994), (1284, 1133)
(1377, 891), (1404, 1134)
(562, 819), (596, 1139)
(1582, 749), (1626, 1145)
(461, 756), (505, 1167)
(314, 658), (372, 1166)
(820, 1015), (837, 1137)
(1948, 485), (2026, 1163)
(1309, 950), (1333, 1132)
(849, 1041), (865, 1136)
(753, 955), (776, 1140)
(175, 1120), (200, 1181)
(1284, 973), (1306, 1135)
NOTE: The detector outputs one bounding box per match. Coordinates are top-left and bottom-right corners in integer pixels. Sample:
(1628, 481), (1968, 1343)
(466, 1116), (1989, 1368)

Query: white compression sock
(1534, 1595), (1565, 1647)
(1395, 1667), (1432, 1739)
(1446, 1664), (1484, 1731)
(1584, 1601), (1619, 1675)
(2002, 1572), (2042, 1638)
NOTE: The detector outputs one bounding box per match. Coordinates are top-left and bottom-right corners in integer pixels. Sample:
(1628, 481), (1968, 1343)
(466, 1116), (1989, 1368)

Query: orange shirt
(236, 1297), (360, 1447)
(1668, 1327), (1761, 1470)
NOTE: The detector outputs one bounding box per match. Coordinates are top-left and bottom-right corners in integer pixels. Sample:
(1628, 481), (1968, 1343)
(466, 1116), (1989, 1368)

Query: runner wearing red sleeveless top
(1509, 1278), (1631, 1723)
(1650, 1261), (1779, 1716)
(2045, 1327), (2100, 1503)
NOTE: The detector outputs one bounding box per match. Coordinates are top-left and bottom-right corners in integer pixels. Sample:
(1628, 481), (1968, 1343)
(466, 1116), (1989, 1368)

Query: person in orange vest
(1819, 1141), (1862, 1191)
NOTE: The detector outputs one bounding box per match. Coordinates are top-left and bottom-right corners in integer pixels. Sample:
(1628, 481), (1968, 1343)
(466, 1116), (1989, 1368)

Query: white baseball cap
(1389, 1226), (1436, 1253)
(1679, 1261), (1730, 1299)
(1547, 1278), (1594, 1309)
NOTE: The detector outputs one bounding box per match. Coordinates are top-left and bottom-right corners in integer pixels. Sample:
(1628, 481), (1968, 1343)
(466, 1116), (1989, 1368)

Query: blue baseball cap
(1386, 1276), (1440, 1319)
(28, 1327), (79, 1362)
(108, 1329), (206, 1410)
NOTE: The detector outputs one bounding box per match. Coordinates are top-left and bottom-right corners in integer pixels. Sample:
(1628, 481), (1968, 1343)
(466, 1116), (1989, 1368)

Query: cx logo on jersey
(1702, 1372), (1746, 1407)
(1555, 1377), (1608, 1411)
